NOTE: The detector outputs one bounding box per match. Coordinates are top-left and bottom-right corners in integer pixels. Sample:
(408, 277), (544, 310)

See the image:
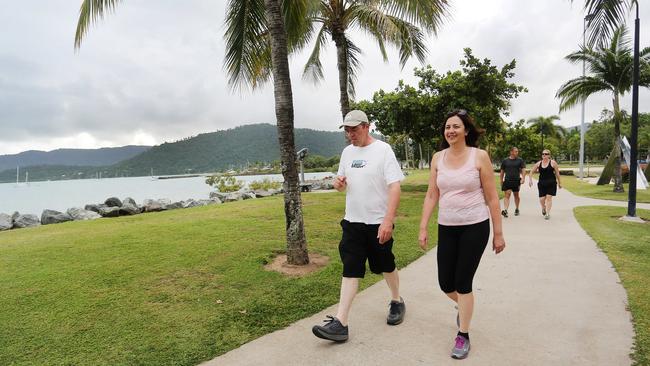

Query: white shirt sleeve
(383, 144), (404, 185)
(337, 149), (347, 176)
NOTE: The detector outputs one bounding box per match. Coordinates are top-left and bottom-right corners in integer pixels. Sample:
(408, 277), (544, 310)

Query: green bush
(248, 178), (282, 191)
(205, 175), (243, 192)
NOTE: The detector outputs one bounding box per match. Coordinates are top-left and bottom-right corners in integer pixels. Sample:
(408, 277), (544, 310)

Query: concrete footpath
(204, 183), (645, 366)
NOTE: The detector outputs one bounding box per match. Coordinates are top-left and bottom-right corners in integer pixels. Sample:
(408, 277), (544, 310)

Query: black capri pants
(437, 219), (490, 294)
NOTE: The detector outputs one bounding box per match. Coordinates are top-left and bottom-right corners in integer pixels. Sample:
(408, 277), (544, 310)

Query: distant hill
(112, 124), (347, 176)
(0, 124), (348, 182)
(0, 146), (150, 172)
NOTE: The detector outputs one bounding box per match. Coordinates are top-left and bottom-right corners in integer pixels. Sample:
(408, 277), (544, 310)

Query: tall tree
(526, 115), (565, 151)
(75, 0), (310, 264)
(262, 0), (309, 265)
(556, 25), (650, 192)
(302, 0), (450, 119)
(357, 49), (526, 152)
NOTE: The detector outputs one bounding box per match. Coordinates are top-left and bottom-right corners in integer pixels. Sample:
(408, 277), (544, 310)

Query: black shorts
(501, 179), (521, 192)
(338, 219), (396, 278)
(537, 181), (557, 197)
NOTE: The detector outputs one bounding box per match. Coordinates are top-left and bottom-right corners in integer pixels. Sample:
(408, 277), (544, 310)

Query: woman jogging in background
(528, 149), (562, 220)
(418, 109), (506, 360)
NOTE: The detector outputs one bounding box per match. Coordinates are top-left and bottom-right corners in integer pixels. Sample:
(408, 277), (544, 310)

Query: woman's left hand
(493, 234), (506, 254)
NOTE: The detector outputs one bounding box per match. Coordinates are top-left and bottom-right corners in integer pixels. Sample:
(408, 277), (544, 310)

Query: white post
(579, 16), (586, 180)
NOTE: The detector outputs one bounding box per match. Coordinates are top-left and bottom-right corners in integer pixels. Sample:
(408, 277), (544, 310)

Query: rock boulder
(41, 210), (73, 225)
(0, 213), (12, 230)
(13, 214), (41, 228)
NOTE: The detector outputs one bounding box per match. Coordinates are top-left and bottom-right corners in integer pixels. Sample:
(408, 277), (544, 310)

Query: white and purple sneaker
(451, 335), (470, 359)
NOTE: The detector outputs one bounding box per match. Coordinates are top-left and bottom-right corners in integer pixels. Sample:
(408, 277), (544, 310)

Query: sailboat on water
(14, 166), (30, 187)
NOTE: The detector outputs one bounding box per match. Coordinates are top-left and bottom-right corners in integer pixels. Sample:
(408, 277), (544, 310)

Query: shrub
(205, 175), (243, 192)
(248, 178), (281, 191)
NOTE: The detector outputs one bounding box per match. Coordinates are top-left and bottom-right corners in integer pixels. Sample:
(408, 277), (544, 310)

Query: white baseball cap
(340, 110), (369, 128)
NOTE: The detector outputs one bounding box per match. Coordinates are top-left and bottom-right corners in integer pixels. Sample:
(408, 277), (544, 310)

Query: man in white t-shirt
(312, 110), (405, 342)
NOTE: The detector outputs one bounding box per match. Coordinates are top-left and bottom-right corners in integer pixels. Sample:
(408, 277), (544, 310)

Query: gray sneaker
(387, 297), (405, 325)
(451, 335), (470, 359)
(544, 214), (550, 220)
(312, 315), (348, 342)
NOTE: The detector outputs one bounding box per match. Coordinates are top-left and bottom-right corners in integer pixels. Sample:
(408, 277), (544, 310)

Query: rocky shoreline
(0, 178), (335, 232)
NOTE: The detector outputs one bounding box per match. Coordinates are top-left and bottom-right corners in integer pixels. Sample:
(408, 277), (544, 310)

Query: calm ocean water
(0, 172), (333, 215)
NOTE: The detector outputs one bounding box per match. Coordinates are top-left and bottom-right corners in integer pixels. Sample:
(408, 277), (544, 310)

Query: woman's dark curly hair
(439, 109), (485, 149)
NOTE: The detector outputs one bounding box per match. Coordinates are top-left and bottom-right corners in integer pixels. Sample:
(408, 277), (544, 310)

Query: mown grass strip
(574, 206), (650, 366)
(0, 183), (430, 365)
(558, 175), (650, 203)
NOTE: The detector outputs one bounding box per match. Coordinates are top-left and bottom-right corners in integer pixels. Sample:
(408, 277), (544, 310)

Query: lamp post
(579, 16), (587, 180)
(627, 1), (640, 218)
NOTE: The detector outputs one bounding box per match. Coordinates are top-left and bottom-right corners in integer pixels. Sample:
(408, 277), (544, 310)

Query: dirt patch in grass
(264, 253), (330, 277)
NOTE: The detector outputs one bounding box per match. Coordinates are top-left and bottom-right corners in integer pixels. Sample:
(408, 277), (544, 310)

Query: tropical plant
(301, 0), (450, 118)
(206, 174), (244, 192)
(572, 0), (637, 48)
(357, 49), (526, 153)
(248, 178), (282, 191)
(75, 0), (310, 264)
(526, 115), (566, 151)
(494, 119), (540, 164)
(556, 25), (650, 192)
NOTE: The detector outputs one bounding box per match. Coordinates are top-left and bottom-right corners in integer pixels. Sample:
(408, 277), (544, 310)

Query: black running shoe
(501, 210), (508, 218)
(387, 297), (405, 325)
(514, 208), (520, 216)
(312, 315), (348, 342)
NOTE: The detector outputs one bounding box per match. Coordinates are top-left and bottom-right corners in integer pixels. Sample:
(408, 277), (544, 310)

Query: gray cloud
(0, 0), (648, 154)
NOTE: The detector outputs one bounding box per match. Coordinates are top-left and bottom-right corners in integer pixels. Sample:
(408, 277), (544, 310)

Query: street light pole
(627, 1), (640, 218)
(579, 16), (587, 179)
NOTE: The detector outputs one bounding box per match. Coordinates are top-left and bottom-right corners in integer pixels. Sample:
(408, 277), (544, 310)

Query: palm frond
(302, 24), (329, 83)
(556, 76), (613, 111)
(379, 0), (450, 34)
(223, 0), (270, 91)
(282, 0), (316, 53)
(350, 4), (396, 61)
(345, 37), (362, 99)
(574, 0), (630, 48)
(74, 0), (122, 49)
(386, 15), (428, 67)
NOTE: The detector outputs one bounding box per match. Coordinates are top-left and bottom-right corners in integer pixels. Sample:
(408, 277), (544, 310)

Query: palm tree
(224, 1), (450, 119)
(556, 25), (650, 192)
(75, 0), (310, 265)
(302, 0), (450, 118)
(527, 115), (565, 150)
(262, 0), (309, 265)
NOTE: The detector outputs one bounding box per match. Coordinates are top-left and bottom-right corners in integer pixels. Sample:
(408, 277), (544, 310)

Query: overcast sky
(1, 0), (649, 155)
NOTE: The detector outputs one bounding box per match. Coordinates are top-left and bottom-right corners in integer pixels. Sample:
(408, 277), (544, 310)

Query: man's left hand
(377, 220), (393, 244)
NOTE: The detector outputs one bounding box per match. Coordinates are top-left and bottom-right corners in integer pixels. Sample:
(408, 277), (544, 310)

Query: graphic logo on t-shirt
(351, 160), (367, 168)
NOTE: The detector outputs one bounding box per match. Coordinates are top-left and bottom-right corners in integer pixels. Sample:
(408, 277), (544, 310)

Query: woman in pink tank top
(418, 109), (506, 360)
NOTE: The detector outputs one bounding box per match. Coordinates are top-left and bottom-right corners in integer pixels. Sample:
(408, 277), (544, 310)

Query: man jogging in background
(312, 110), (405, 342)
(500, 147), (526, 217)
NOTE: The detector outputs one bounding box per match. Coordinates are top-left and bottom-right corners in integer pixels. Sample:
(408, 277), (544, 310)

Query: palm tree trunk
(332, 30), (350, 119)
(612, 94), (624, 193)
(264, 0), (309, 265)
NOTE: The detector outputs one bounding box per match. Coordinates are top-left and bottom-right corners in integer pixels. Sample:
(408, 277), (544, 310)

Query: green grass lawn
(560, 175), (650, 203)
(574, 207), (650, 366)
(0, 182), (431, 365)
